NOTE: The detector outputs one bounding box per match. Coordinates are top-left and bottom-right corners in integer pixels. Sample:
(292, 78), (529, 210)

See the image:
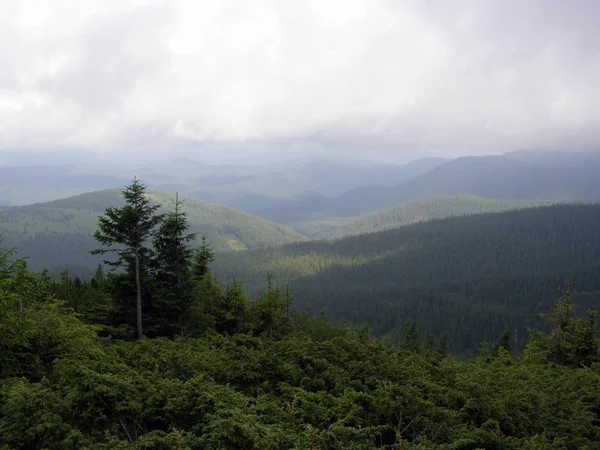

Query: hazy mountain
(0, 165), (130, 188)
(258, 151), (600, 221)
(0, 164), (132, 205)
(0, 189), (307, 275)
(0, 156), (448, 209)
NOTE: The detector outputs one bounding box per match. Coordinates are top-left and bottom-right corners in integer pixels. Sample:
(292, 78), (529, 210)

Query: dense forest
(214, 204), (600, 354)
(1, 180), (600, 448)
(323, 194), (551, 239)
(0, 191), (560, 276)
(266, 194), (549, 239)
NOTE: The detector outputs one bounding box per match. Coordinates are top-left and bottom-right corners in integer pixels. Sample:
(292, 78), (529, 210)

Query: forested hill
(324, 194), (551, 239)
(0, 189), (306, 274)
(213, 203), (600, 354)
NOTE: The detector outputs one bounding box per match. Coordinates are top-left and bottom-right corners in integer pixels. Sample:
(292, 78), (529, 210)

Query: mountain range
(258, 151), (600, 225)
(0, 156), (448, 210)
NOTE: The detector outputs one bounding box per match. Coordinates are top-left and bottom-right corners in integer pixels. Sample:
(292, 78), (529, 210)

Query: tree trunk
(135, 249), (143, 339)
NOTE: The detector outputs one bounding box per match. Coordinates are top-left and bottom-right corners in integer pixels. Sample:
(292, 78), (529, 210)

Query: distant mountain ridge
(258, 151), (600, 221)
(0, 156), (448, 209)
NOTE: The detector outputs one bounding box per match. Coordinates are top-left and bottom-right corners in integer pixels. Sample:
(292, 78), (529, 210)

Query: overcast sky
(1, 0), (599, 163)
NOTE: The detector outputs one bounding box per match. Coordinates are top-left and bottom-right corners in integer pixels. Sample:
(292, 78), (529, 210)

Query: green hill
(0, 189), (307, 275)
(213, 204), (600, 354)
(324, 194), (553, 238)
(267, 194), (552, 238)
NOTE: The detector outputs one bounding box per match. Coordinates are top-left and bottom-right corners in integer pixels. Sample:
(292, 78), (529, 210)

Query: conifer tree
(494, 330), (511, 355)
(192, 235), (215, 280)
(251, 274), (286, 338)
(222, 277), (247, 334)
(152, 193), (196, 334)
(525, 280), (599, 367)
(91, 179), (163, 339)
(438, 332), (449, 356)
(401, 320), (421, 353)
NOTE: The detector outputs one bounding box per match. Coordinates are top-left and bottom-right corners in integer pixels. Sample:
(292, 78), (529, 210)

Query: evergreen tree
(152, 193), (196, 335)
(0, 243), (31, 369)
(424, 333), (435, 351)
(192, 235), (215, 280)
(250, 274), (287, 338)
(525, 280), (599, 367)
(494, 330), (511, 355)
(91, 179), (163, 339)
(222, 277), (248, 334)
(91, 264), (104, 288)
(438, 332), (449, 356)
(401, 320), (421, 353)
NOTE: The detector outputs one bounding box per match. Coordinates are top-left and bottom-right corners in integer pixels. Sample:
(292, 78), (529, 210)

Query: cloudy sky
(1, 0), (599, 163)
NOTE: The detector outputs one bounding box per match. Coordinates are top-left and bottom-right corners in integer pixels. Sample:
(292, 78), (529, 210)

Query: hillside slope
(0, 189), (307, 274)
(325, 194), (552, 238)
(214, 204), (600, 353)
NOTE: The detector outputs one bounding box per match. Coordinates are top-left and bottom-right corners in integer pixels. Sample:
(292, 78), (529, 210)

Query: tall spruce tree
(152, 193), (196, 335)
(192, 235), (215, 280)
(91, 179), (163, 339)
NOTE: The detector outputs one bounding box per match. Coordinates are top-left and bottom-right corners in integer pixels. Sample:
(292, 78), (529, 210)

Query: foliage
(2, 311), (600, 448)
(525, 280), (599, 367)
(92, 179), (164, 339)
(151, 194), (197, 336)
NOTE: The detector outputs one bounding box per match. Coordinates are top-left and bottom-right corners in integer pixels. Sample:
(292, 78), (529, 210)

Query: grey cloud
(0, 0), (599, 162)
(35, 3), (175, 111)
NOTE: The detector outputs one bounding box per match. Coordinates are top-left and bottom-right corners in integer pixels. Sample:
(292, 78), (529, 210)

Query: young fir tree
(193, 235), (215, 280)
(91, 179), (163, 339)
(222, 277), (248, 334)
(401, 320), (421, 353)
(152, 193), (196, 335)
(525, 280), (599, 367)
(438, 332), (449, 356)
(251, 274), (286, 338)
(0, 242), (31, 365)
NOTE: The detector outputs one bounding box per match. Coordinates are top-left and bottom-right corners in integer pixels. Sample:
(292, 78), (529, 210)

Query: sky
(0, 0), (599, 164)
